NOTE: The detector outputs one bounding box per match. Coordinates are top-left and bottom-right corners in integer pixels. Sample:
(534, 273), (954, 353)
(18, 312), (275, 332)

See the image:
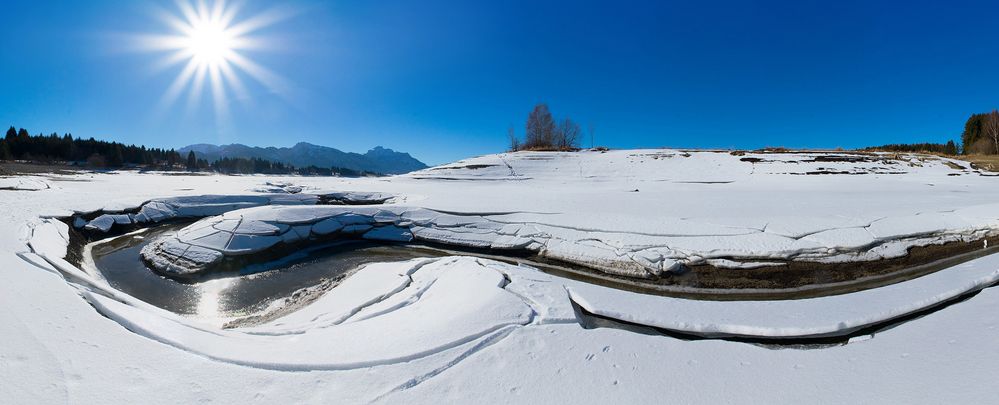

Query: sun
(137, 0), (292, 121)
(185, 19), (234, 67)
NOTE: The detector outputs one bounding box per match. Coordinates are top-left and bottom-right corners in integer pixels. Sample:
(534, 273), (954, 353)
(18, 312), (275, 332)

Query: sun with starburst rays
(139, 0), (291, 120)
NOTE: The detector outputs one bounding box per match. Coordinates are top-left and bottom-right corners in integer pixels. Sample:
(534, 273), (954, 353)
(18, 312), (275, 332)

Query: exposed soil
(942, 160), (965, 170)
(801, 155), (875, 163)
(76, 209), (999, 302)
(526, 235), (999, 300)
(681, 237), (999, 289)
(63, 187), (999, 302)
(317, 194), (392, 205)
(0, 161), (86, 176)
(430, 164), (498, 170)
(957, 154), (999, 172)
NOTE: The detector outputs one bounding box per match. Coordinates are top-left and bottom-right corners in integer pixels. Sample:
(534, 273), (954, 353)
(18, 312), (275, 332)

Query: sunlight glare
(186, 20), (233, 67)
(138, 0), (292, 122)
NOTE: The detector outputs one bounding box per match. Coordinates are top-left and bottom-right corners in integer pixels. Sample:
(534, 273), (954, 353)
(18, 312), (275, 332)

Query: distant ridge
(178, 142), (427, 174)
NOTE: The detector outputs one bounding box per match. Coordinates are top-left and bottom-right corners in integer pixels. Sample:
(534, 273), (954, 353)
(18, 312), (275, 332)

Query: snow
(27, 218), (70, 260)
(82, 257), (534, 370)
(0, 176), (51, 190)
(137, 170), (999, 278)
(252, 181), (305, 194)
(568, 252), (999, 338)
(248, 258), (438, 334)
(704, 258), (787, 269)
(4, 149), (999, 403)
(84, 214), (118, 232)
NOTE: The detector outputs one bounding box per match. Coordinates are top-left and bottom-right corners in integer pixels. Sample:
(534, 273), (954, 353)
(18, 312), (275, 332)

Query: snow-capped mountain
(179, 142), (427, 174)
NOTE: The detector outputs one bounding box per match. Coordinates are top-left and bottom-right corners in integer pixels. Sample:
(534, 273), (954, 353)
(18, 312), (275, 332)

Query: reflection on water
(89, 225), (447, 323)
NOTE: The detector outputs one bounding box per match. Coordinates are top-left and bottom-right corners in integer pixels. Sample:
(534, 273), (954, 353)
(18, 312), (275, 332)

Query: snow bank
(138, 204), (684, 278)
(81, 257), (538, 370)
(137, 200), (999, 281)
(63, 151), (999, 281)
(0, 176), (51, 191)
(568, 252), (999, 338)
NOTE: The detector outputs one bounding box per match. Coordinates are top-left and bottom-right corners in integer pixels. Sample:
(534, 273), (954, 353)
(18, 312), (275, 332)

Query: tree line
(862, 141), (958, 155)
(204, 153), (373, 176)
(1, 126), (378, 177)
(862, 110), (999, 156)
(3, 126), (183, 167)
(500, 104), (999, 157)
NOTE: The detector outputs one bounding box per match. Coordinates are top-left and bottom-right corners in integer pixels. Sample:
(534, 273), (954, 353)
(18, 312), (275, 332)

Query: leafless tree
(525, 103), (555, 149)
(587, 123), (595, 149)
(508, 126), (520, 151)
(555, 117), (581, 150)
(987, 109), (999, 155)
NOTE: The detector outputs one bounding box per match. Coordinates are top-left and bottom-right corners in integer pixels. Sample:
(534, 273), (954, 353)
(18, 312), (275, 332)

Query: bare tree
(555, 117), (581, 150)
(987, 109), (999, 155)
(587, 123), (595, 149)
(525, 103), (555, 149)
(507, 126), (520, 151)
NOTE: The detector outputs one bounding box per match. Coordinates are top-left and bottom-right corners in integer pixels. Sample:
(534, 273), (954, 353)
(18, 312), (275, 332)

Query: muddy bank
(69, 206), (999, 303)
(521, 235), (999, 300)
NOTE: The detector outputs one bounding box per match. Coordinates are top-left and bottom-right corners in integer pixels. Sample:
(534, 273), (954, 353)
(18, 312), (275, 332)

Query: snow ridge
(53, 256), (545, 371)
(135, 198), (999, 280)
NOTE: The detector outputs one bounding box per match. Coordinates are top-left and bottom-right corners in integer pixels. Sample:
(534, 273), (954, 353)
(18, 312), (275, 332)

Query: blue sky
(2, 0), (998, 165)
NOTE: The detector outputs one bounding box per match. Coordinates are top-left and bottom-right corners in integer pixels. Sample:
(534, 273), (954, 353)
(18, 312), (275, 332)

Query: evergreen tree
(186, 151), (198, 171)
(862, 142), (958, 154)
(108, 144), (124, 167)
(0, 140), (11, 160)
(962, 113), (988, 154)
(167, 149), (178, 167)
(86, 153), (105, 168)
(945, 140), (958, 155)
(0, 124), (379, 176)
(63, 134), (75, 160)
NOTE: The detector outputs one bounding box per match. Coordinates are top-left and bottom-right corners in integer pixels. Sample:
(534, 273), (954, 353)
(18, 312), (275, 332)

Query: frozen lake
(7, 149), (999, 403)
(89, 223), (450, 325)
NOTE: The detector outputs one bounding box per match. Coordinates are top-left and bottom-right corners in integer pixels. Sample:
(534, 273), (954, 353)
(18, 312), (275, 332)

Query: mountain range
(178, 142), (428, 175)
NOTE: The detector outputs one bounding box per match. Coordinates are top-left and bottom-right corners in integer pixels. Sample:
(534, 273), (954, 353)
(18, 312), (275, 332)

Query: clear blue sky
(2, 0), (998, 165)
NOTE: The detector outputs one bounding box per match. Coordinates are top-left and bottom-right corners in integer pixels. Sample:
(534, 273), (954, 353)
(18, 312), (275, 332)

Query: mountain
(178, 142), (427, 175)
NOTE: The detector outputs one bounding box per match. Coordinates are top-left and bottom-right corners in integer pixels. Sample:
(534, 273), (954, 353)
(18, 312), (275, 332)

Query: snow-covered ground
(0, 175), (51, 191)
(4, 149), (999, 403)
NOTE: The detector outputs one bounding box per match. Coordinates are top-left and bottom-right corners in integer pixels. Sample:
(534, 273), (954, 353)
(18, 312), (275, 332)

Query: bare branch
(986, 109), (999, 155)
(508, 126), (520, 151)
